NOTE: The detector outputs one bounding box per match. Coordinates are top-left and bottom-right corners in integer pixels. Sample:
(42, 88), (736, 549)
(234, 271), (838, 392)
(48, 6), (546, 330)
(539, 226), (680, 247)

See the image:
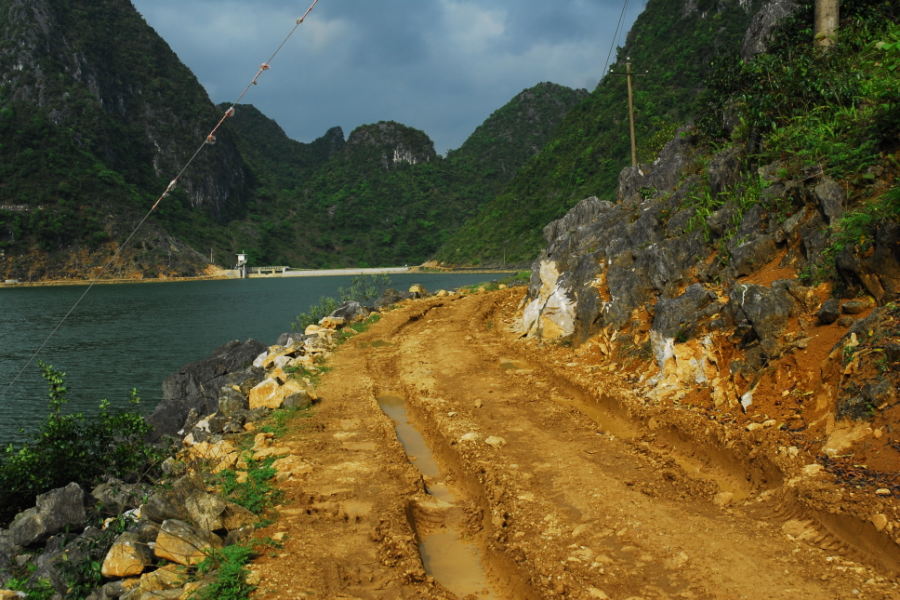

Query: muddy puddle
(362, 340), (394, 349)
(376, 393), (501, 599)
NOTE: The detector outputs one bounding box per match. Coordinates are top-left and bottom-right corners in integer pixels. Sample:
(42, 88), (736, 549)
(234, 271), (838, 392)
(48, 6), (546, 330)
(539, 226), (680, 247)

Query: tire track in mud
(362, 292), (900, 600)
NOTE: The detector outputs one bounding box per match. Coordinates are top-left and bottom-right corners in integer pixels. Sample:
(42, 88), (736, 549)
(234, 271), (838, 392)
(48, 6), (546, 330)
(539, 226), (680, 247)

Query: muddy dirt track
(251, 289), (900, 600)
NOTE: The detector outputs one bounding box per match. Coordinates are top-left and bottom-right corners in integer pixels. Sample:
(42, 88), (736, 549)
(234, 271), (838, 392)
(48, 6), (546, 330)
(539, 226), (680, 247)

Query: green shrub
(291, 296), (338, 332)
(193, 544), (257, 600)
(338, 274), (392, 304)
(0, 362), (165, 525)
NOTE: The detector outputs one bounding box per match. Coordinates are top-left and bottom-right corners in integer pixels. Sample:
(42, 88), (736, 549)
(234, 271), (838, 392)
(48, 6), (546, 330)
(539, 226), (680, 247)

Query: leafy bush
(216, 456), (280, 515)
(290, 296), (338, 332)
(194, 545), (257, 600)
(0, 362), (165, 525)
(338, 274), (392, 304)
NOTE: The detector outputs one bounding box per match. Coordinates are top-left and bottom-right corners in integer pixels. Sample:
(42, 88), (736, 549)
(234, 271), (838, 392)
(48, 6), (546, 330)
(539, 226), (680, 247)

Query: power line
(600, 0), (631, 86)
(0, 0), (323, 404)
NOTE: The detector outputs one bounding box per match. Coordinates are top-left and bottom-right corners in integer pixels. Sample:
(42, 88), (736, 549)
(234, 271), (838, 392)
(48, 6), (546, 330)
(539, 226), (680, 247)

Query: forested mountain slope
(436, 0), (767, 266)
(0, 0), (586, 281)
(0, 0), (252, 280)
(221, 83), (588, 269)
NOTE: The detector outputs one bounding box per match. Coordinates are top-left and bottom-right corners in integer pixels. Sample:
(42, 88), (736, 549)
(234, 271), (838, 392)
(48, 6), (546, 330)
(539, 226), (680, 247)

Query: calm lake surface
(0, 273), (510, 446)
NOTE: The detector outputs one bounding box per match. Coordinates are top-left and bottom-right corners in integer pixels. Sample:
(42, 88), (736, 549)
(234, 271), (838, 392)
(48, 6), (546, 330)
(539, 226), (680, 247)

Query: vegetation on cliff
(220, 84), (588, 268)
(435, 0), (766, 265)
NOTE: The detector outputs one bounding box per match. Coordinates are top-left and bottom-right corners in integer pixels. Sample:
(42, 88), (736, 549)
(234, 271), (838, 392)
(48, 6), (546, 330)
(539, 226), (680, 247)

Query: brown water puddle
(420, 531), (499, 600)
(499, 358), (524, 370)
(362, 340), (394, 349)
(376, 394), (501, 599)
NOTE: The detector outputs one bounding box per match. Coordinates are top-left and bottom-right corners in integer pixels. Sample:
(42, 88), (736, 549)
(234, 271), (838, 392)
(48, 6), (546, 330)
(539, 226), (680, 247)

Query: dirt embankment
(252, 289), (900, 600)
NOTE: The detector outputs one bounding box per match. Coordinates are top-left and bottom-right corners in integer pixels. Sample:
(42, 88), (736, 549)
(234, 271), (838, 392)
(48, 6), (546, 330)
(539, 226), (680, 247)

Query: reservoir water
(0, 273), (509, 446)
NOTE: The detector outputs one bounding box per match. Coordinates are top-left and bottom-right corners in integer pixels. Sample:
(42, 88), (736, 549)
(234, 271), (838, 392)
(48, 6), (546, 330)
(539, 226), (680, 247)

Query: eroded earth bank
(251, 289), (900, 600)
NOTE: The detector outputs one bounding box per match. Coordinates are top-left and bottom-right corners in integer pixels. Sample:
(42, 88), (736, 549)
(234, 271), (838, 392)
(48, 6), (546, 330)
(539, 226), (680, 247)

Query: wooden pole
(610, 60), (647, 168)
(815, 0), (839, 47)
(626, 61), (637, 167)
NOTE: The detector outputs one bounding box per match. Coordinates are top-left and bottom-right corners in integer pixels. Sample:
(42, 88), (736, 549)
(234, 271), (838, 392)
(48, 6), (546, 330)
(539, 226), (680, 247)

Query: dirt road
(251, 289), (900, 600)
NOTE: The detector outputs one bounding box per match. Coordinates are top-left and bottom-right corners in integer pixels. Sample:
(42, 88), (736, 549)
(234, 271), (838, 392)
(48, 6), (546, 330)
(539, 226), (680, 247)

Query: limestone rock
(729, 283), (796, 355)
(150, 339), (267, 441)
(218, 386), (249, 416)
(282, 378), (313, 410)
(225, 526), (254, 547)
(730, 235), (778, 278)
(842, 299), (871, 315)
(330, 301), (370, 323)
(249, 378), (285, 410)
(815, 177), (846, 224)
(130, 565), (185, 596)
(713, 492), (734, 507)
(222, 503), (256, 531)
(485, 436), (507, 449)
(11, 483), (87, 546)
(817, 298), (840, 324)
(319, 316), (346, 330)
(408, 284), (429, 298)
(142, 474), (206, 524)
(185, 491), (227, 531)
(154, 520), (223, 566)
(871, 514), (889, 532)
(740, 0), (799, 61)
(101, 532), (153, 578)
(375, 288), (414, 310)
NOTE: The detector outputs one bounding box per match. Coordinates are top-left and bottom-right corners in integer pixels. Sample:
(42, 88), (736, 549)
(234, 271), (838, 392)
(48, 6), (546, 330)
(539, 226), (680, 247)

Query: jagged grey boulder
(217, 386), (248, 417)
(331, 301), (370, 322)
(815, 178), (845, 224)
(154, 520), (223, 566)
(741, 0), (799, 61)
(184, 491), (227, 532)
(92, 479), (152, 514)
(101, 532), (153, 578)
(375, 289), (414, 310)
(730, 235), (778, 278)
(142, 474), (205, 524)
(652, 285), (719, 340)
(708, 147), (745, 198)
(817, 298), (840, 324)
(729, 283), (797, 355)
(148, 339), (267, 441)
(10, 483), (87, 546)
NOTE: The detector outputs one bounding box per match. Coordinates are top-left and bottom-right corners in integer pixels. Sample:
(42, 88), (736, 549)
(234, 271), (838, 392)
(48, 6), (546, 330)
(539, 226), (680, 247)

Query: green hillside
(221, 83), (588, 269)
(0, 0), (253, 280)
(436, 0), (765, 266)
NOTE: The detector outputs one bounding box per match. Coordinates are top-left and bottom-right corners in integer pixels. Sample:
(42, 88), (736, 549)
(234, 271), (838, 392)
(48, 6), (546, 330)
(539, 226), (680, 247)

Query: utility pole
(610, 58), (648, 167)
(815, 0), (839, 47)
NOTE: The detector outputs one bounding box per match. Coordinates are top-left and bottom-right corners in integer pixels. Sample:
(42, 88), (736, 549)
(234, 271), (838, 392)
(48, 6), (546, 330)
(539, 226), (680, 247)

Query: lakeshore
(0, 267), (524, 288)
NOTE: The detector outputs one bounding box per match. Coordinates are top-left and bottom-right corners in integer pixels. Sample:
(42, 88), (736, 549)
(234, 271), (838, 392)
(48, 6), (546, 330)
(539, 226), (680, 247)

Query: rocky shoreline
(0, 283), (501, 600)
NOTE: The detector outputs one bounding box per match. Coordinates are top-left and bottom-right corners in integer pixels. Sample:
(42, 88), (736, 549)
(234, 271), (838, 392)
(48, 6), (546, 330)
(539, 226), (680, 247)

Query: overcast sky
(130, 0), (642, 153)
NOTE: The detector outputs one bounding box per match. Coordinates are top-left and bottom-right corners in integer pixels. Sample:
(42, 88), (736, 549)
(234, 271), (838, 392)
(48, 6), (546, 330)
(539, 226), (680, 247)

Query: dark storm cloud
(130, 0), (640, 152)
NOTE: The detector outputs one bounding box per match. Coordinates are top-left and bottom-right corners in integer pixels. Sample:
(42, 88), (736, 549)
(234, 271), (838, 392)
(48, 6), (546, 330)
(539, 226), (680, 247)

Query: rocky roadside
(0, 282), (485, 600)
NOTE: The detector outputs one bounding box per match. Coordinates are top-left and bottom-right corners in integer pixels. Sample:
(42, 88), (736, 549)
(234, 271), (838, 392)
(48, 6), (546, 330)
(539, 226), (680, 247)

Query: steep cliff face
(516, 0), (900, 474)
(0, 0), (251, 280)
(0, 0), (248, 216)
(342, 121), (437, 170)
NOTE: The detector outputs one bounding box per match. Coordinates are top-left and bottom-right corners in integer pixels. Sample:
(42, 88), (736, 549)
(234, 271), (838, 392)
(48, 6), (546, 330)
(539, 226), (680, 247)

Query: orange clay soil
(251, 289), (900, 600)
